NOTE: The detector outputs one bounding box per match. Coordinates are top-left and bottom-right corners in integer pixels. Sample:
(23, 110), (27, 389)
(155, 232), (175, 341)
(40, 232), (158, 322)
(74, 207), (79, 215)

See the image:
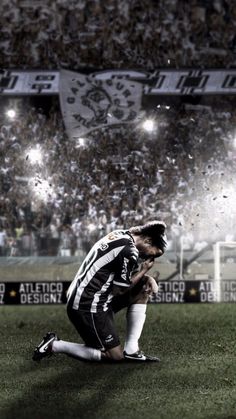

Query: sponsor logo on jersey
(121, 257), (129, 281)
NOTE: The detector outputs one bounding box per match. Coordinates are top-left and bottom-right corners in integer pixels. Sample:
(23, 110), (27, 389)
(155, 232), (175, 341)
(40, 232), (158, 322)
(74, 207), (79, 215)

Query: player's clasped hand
(143, 275), (159, 295)
(141, 258), (155, 271)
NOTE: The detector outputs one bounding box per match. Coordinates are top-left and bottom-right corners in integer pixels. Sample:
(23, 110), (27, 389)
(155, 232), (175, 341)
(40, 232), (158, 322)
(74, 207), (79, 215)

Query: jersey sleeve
(113, 243), (139, 288)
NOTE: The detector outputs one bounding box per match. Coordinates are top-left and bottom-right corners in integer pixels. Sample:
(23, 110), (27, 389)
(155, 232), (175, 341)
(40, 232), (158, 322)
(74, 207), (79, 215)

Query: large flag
(59, 69), (143, 139)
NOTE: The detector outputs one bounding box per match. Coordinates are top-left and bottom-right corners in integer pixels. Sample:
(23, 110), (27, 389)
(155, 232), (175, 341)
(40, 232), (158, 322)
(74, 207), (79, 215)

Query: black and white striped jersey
(67, 230), (139, 313)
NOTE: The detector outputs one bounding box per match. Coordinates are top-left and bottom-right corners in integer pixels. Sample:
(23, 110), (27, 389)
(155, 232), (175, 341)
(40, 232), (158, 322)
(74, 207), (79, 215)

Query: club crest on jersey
(99, 243), (109, 251)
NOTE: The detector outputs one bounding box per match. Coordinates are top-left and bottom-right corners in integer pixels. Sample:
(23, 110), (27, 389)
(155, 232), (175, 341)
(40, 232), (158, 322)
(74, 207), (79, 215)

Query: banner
(0, 282), (69, 305)
(0, 70), (59, 94)
(150, 280), (236, 303)
(2, 69), (236, 96)
(59, 69), (143, 138)
(1, 281), (236, 305)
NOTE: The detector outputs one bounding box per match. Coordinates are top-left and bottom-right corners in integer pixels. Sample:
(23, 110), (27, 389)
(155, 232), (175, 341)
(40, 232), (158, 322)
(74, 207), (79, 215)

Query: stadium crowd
(0, 0), (236, 70)
(0, 0), (236, 256)
(0, 94), (235, 257)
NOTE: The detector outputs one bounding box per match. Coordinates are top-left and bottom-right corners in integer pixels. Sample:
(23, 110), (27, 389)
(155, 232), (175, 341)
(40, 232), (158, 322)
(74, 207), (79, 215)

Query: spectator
(20, 224), (33, 257)
(48, 215), (61, 256)
(58, 224), (75, 257)
(0, 226), (7, 256)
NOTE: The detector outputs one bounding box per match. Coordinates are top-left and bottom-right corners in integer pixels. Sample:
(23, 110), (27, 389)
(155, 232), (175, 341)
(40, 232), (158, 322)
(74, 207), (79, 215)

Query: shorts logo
(105, 334), (114, 343)
(100, 243), (109, 251)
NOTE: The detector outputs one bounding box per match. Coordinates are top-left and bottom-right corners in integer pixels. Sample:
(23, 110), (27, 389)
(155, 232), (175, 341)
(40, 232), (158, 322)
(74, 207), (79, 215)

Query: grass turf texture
(0, 304), (236, 419)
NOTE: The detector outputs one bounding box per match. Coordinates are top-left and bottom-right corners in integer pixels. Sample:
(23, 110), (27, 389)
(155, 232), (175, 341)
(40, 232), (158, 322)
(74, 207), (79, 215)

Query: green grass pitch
(1, 303), (236, 419)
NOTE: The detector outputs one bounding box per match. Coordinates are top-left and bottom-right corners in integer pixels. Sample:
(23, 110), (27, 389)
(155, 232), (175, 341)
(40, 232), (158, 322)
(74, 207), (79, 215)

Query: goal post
(214, 241), (236, 302)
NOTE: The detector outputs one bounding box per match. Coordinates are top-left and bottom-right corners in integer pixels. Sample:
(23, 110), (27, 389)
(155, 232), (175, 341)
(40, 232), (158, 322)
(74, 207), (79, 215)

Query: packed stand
(0, 0), (236, 257)
(0, 95), (235, 257)
(0, 0), (236, 70)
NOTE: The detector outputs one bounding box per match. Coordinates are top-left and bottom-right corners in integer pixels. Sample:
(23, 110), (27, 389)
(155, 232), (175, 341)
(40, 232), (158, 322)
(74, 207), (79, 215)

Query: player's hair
(129, 220), (167, 252)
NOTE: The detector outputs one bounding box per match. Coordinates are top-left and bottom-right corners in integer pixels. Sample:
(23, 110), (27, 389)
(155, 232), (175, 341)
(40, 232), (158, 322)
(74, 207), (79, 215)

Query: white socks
(52, 340), (101, 361)
(51, 303), (147, 360)
(124, 304), (147, 354)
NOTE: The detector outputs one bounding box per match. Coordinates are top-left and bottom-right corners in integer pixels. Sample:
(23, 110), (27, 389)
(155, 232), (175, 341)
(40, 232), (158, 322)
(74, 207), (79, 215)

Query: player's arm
(130, 259), (159, 295)
(112, 252), (155, 296)
(112, 244), (139, 296)
(130, 258), (154, 286)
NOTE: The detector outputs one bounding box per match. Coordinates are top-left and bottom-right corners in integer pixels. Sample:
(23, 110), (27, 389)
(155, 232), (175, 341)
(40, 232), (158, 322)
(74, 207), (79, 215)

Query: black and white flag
(59, 69), (143, 139)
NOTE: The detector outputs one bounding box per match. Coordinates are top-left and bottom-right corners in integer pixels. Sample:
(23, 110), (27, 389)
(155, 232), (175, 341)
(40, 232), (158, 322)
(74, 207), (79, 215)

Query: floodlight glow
(28, 147), (43, 164)
(142, 119), (155, 132)
(6, 109), (16, 119)
(78, 138), (85, 146)
(88, 223), (96, 232)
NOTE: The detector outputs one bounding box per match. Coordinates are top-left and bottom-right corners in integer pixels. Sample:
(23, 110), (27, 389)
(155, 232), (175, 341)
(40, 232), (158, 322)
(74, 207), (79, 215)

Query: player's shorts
(67, 304), (120, 350)
(67, 277), (147, 350)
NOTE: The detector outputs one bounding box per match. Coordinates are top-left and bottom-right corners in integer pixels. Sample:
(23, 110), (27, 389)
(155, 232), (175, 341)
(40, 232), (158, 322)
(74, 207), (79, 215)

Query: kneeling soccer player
(33, 220), (167, 363)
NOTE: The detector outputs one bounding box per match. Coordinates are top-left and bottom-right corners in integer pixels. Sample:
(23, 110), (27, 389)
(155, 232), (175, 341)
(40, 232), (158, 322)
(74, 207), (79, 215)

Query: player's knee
(110, 352), (124, 361)
(105, 346), (124, 361)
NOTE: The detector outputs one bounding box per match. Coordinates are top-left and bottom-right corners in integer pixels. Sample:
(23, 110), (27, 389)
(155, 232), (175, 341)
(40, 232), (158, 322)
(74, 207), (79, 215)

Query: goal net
(214, 241), (236, 302)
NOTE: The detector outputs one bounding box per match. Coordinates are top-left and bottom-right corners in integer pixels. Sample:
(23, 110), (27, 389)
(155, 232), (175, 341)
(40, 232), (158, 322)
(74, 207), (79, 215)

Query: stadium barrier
(1, 245), (236, 304)
(1, 280), (236, 305)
